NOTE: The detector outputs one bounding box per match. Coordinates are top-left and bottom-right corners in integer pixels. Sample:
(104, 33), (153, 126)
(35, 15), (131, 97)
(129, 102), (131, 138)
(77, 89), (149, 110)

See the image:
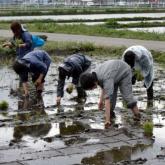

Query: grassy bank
(0, 21), (165, 41)
(1, 7), (165, 16)
(0, 39), (164, 66)
(25, 23), (165, 41)
(44, 41), (165, 66)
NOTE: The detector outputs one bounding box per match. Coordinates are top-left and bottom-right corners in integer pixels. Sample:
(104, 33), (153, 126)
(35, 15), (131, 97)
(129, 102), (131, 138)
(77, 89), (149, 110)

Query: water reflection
(13, 123), (51, 142)
(12, 97), (51, 143)
(60, 121), (86, 136)
(42, 121), (87, 146)
(0, 63), (165, 163)
(81, 144), (150, 165)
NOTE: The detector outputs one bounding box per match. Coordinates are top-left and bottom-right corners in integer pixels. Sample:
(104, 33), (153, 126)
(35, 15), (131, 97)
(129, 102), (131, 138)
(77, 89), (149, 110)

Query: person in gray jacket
(122, 45), (154, 100)
(56, 53), (91, 105)
(80, 60), (140, 128)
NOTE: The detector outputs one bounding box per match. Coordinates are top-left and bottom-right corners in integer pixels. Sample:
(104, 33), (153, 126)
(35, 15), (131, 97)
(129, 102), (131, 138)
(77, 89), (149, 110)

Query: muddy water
(0, 62), (165, 165)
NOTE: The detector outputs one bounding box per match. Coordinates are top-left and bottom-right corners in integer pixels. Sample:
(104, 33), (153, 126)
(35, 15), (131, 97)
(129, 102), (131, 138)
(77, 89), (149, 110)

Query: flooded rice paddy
(0, 60), (165, 165)
(1, 13), (165, 21)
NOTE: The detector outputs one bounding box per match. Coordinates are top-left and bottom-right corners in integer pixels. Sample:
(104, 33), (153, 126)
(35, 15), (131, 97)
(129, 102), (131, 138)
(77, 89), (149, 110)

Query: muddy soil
(0, 61), (165, 165)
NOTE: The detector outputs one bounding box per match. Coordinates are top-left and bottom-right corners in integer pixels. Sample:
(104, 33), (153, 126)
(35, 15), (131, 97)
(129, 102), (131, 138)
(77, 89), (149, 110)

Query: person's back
(123, 45), (153, 68)
(64, 53), (91, 78)
(95, 60), (131, 86)
(15, 30), (33, 59)
(22, 50), (51, 74)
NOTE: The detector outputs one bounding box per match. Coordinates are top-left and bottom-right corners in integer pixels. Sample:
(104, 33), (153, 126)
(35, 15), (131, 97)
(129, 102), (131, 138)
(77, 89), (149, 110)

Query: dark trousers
(147, 82), (153, 100)
(76, 87), (86, 98)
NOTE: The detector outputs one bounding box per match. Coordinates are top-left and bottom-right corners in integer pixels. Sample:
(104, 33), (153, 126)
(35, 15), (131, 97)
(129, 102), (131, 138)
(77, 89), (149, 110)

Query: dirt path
(0, 29), (165, 52)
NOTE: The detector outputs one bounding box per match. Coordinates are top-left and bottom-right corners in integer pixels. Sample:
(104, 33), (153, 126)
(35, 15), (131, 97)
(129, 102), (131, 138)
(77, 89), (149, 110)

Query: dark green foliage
(0, 100), (9, 110)
(106, 19), (119, 28)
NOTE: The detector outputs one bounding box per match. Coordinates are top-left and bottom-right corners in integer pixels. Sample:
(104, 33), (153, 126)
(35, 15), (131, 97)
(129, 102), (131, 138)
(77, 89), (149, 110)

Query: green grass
(20, 23), (165, 41)
(0, 17), (165, 41)
(0, 39), (164, 66)
(143, 121), (153, 137)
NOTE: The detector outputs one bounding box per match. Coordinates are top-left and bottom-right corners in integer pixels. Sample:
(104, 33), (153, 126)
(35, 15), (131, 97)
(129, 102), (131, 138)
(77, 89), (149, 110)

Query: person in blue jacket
(56, 53), (91, 105)
(13, 50), (51, 97)
(3, 21), (33, 59)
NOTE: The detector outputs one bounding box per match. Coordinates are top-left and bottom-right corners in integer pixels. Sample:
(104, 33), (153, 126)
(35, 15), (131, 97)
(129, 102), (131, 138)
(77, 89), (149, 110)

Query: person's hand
(133, 113), (141, 121)
(2, 42), (12, 48)
(98, 101), (104, 111)
(56, 97), (61, 106)
(104, 121), (111, 129)
(23, 91), (29, 98)
(34, 78), (42, 87)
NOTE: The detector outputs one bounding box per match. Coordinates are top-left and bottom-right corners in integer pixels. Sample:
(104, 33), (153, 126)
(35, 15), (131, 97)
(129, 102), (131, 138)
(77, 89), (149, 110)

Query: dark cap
(58, 63), (73, 78)
(59, 63), (72, 73)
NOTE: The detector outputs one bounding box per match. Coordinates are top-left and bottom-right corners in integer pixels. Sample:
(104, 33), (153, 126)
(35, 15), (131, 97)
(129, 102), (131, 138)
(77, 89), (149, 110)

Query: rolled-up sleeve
(57, 77), (65, 97)
(43, 52), (51, 69)
(103, 79), (114, 99)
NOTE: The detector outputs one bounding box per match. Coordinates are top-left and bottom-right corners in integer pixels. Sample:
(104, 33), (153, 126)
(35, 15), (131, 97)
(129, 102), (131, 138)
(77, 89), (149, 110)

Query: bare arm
(19, 43), (26, 48)
(22, 82), (29, 97)
(104, 98), (111, 128)
(98, 88), (104, 110)
(34, 73), (44, 86)
(56, 96), (61, 106)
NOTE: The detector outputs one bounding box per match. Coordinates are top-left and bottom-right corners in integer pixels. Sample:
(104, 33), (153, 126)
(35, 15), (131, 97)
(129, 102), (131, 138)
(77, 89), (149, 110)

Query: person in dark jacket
(56, 53), (91, 105)
(13, 50), (51, 97)
(3, 21), (33, 59)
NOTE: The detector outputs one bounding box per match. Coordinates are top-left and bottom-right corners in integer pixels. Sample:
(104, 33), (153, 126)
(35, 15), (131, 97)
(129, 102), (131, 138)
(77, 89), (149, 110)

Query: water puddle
(81, 144), (150, 165)
(0, 63), (165, 164)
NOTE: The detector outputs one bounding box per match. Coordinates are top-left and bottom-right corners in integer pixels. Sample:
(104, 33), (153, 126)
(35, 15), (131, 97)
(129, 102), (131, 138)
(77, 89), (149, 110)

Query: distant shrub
(105, 19), (119, 28)
(0, 100), (9, 110)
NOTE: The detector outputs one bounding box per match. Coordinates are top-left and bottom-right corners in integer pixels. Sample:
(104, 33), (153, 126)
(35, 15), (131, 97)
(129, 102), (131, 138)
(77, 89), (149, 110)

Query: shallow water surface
(0, 62), (165, 164)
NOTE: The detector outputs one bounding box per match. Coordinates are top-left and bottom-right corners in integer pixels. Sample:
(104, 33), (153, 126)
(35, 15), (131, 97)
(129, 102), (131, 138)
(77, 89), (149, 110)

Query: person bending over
(122, 45), (154, 101)
(56, 53), (91, 105)
(13, 50), (51, 97)
(80, 60), (140, 129)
